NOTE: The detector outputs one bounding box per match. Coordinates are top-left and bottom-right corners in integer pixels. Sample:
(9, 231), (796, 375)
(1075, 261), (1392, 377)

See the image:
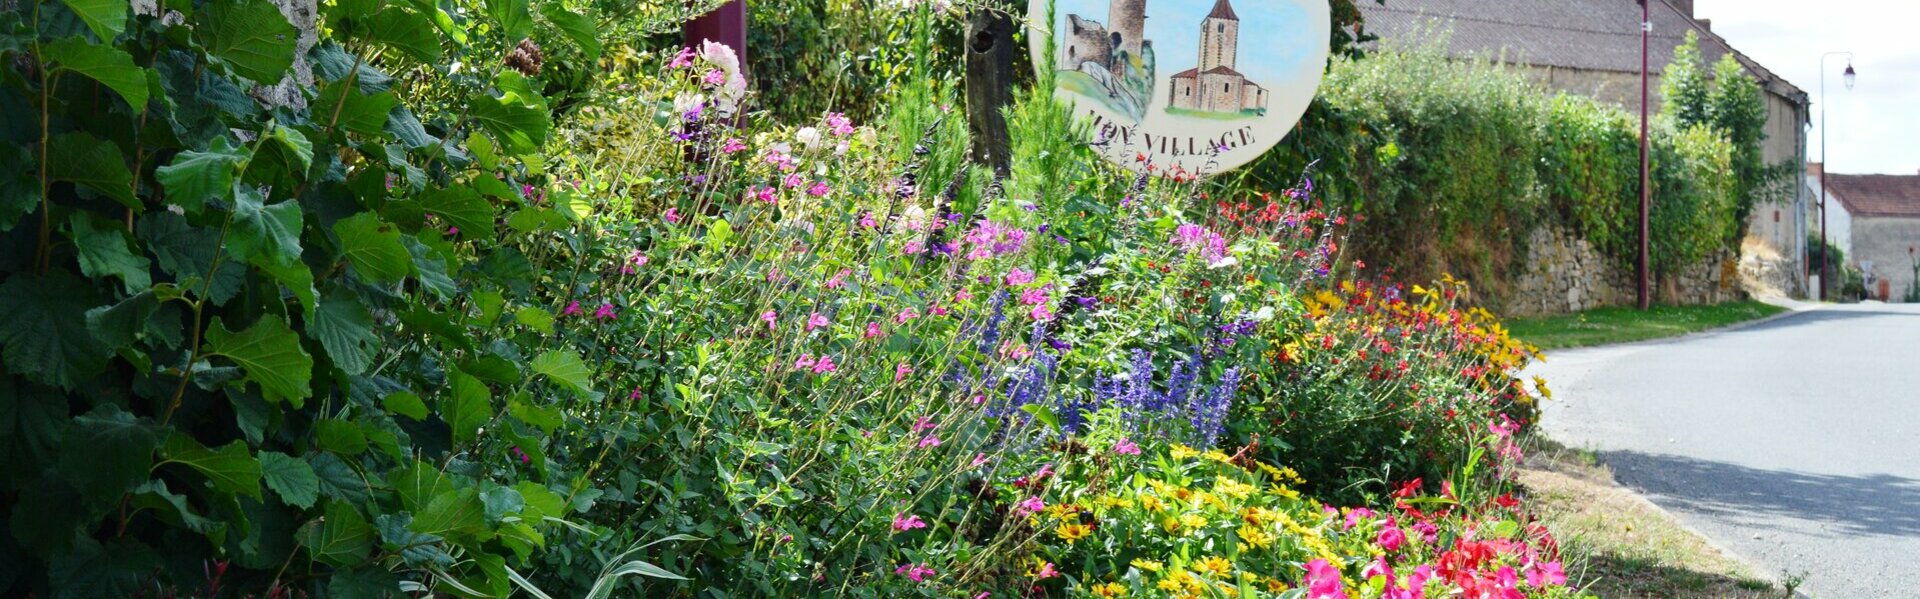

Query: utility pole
(1817, 51), (1856, 301)
(1638, 0), (1651, 310)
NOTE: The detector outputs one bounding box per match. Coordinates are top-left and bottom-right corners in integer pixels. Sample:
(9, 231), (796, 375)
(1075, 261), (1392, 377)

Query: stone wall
(1851, 216), (1920, 302)
(1503, 224), (1744, 316)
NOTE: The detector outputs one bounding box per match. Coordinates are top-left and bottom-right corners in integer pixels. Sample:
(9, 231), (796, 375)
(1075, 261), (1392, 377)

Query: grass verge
(1519, 439), (1790, 598)
(1506, 300), (1787, 350)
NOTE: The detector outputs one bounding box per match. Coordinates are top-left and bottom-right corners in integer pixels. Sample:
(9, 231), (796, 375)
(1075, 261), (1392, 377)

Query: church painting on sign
(1167, 0), (1268, 116)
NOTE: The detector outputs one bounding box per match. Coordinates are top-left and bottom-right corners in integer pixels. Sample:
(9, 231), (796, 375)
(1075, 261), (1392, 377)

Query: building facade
(1168, 0), (1267, 113)
(1061, 0), (1148, 79)
(1807, 165), (1920, 301)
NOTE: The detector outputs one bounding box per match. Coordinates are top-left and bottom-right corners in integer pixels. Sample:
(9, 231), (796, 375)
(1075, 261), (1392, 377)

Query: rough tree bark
(965, 1), (1018, 178)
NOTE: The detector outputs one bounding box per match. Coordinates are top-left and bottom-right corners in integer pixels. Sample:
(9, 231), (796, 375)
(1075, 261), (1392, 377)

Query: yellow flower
(1534, 375), (1554, 400)
(1161, 516), (1183, 534)
(1265, 578), (1290, 593)
(1056, 521), (1092, 543)
(1195, 556), (1233, 577)
(1179, 513), (1208, 531)
(1156, 575), (1183, 592)
(1214, 477), (1255, 500)
(1236, 524), (1273, 548)
(1202, 449), (1234, 464)
(1139, 495), (1166, 512)
(1130, 559), (1163, 573)
(1170, 444), (1200, 460)
(1090, 582), (1126, 597)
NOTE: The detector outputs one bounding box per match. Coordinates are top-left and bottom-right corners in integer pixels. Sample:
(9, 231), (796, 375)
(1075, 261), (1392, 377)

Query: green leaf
(404, 236), (457, 299)
(410, 487), (490, 542)
(540, 4), (599, 62)
(226, 184), (305, 269)
(383, 391), (428, 420)
(459, 355), (520, 385)
(139, 213), (245, 305)
(48, 132), (137, 209)
(445, 370), (490, 445)
(528, 350), (592, 396)
(507, 399), (561, 435)
(252, 255), (318, 317)
(514, 307), (553, 333)
(311, 452), (371, 503)
(364, 8), (440, 63)
(0, 271), (109, 390)
(59, 0), (129, 42)
(0, 145), (39, 231)
(198, 0), (298, 83)
(487, 0), (531, 39)
(470, 95), (549, 158)
(259, 451), (320, 509)
(313, 80), (398, 136)
(203, 314), (314, 406)
(44, 37), (146, 112)
(418, 186), (493, 238)
(514, 482), (565, 521)
(155, 138), (246, 214)
(47, 537), (162, 599)
(388, 460), (452, 511)
(385, 105), (436, 148)
(333, 213), (411, 283)
(315, 419), (368, 456)
(59, 405), (159, 497)
(131, 480), (229, 545)
(160, 434), (263, 500)
(68, 212), (152, 293)
(268, 126), (315, 171)
(310, 289), (378, 375)
(85, 289), (158, 350)
(301, 500), (375, 566)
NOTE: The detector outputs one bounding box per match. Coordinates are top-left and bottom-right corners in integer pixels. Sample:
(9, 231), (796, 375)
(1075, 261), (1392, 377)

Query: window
(1224, 83), (1230, 92)
(1217, 23), (1225, 33)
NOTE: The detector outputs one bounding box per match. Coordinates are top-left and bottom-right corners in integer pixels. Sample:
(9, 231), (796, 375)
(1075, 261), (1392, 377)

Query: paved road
(1529, 302), (1920, 598)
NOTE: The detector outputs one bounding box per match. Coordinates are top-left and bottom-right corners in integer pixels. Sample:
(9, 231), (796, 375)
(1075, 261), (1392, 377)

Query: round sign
(1028, 0), (1330, 177)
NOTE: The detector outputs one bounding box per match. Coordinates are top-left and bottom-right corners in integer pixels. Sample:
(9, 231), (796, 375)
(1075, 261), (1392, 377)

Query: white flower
(795, 127), (823, 149)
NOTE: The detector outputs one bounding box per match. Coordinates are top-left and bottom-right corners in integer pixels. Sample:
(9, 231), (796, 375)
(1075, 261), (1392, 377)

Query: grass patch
(1519, 439), (1788, 598)
(1506, 300), (1786, 350)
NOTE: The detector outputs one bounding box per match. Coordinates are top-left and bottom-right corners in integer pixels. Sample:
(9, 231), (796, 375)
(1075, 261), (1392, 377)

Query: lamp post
(1637, 0), (1651, 310)
(1818, 51), (1855, 301)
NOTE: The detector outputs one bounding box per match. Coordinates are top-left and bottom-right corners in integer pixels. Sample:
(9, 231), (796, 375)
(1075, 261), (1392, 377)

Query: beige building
(1168, 0), (1268, 114)
(1359, 0), (1813, 297)
(1807, 165), (1920, 301)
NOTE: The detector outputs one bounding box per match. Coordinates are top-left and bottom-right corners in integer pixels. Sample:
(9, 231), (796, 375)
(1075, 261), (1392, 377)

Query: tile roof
(1356, 0), (1806, 102)
(1828, 174), (1920, 218)
(1208, 0), (1239, 21)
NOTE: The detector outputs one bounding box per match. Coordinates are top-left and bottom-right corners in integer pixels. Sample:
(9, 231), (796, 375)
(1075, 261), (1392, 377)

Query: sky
(1697, 0), (1920, 175)
(1055, 0), (1318, 85)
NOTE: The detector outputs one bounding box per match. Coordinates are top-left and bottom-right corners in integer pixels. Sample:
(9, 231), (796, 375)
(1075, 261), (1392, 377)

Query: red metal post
(1638, 0), (1651, 310)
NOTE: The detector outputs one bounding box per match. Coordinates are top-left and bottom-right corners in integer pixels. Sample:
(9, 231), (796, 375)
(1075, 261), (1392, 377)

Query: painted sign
(1028, 0), (1330, 177)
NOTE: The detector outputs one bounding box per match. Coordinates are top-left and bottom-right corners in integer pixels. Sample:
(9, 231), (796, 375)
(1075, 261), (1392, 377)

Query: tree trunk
(965, 2), (1017, 177)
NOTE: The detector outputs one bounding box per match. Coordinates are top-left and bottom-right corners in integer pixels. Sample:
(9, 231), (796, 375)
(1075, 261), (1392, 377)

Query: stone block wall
(1503, 224), (1743, 317)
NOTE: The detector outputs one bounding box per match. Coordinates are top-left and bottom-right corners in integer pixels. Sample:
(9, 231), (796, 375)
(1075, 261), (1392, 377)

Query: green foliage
(1661, 31), (1712, 130)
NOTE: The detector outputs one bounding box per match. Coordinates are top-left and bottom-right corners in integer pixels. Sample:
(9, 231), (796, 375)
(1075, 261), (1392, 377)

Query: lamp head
(1844, 64), (1857, 90)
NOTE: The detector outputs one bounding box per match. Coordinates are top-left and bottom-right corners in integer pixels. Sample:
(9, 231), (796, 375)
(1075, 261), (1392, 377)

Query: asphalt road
(1528, 302), (1920, 598)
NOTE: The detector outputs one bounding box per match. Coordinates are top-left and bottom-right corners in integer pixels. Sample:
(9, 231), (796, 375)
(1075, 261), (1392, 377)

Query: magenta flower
(1028, 304), (1053, 322)
(563, 300), (583, 317)
(826, 112), (855, 136)
(1377, 524), (1406, 551)
(1527, 561), (1567, 587)
(1112, 438), (1141, 456)
(913, 416), (936, 432)
(894, 307), (920, 324)
(826, 268), (850, 290)
(894, 563), (936, 583)
(807, 182), (831, 197)
(593, 303), (617, 320)
(895, 361), (914, 382)
(722, 137), (748, 153)
(1004, 268), (1034, 286)
(1344, 507), (1376, 530)
(621, 251), (647, 274)
(1014, 496), (1044, 514)
(794, 354), (816, 371)
(670, 46), (696, 69)
(510, 446), (531, 464)
(864, 321), (883, 339)
(752, 185), (778, 203)
(891, 513), (928, 532)
(806, 312), (830, 332)
(1018, 286), (1048, 306)
(1304, 559), (1345, 599)
(970, 453), (989, 468)
(761, 310), (778, 332)
(917, 434), (940, 449)
(629, 386), (642, 401)
(1032, 463), (1054, 481)
(954, 288), (974, 302)
(783, 173), (804, 188)
(665, 207), (681, 224)
(811, 355), (837, 374)
(703, 68), (726, 86)
(1033, 561), (1058, 580)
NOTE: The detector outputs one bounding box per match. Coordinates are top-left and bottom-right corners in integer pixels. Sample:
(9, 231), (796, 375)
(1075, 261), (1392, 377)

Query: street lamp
(1818, 52), (1855, 301)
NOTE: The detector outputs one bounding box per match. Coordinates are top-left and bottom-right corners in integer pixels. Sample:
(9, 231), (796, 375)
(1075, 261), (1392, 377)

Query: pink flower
(894, 307), (920, 324)
(895, 361), (914, 382)
(826, 112), (855, 136)
(1004, 268), (1034, 286)
(1412, 521), (1439, 544)
(892, 513), (928, 532)
(783, 173), (804, 188)
(1112, 438), (1141, 456)
(621, 251), (647, 274)
(894, 563), (937, 583)
(811, 355), (837, 374)
(859, 211), (878, 228)
(446, 226), (459, 235)
(1018, 286), (1049, 306)
(1304, 559), (1345, 599)
(806, 312), (830, 332)
(1345, 507), (1376, 530)
(1032, 561), (1058, 580)
(752, 185), (778, 204)
(722, 137), (748, 153)
(665, 208), (681, 224)
(1028, 304), (1053, 322)
(1362, 556), (1393, 580)
(670, 47), (697, 69)
(1014, 496), (1044, 514)
(563, 301), (583, 317)
(793, 354), (816, 371)
(629, 386), (642, 401)
(510, 446), (531, 464)
(970, 453), (990, 468)
(827, 268), (850, 290)
(761, 310), (778, 332)
(703, 68), (726, 86)
(973, 593), (989, 599)
(917, 434), (941, 449)
(594, 303), (617, 320)
(1377, 524), (1407, 551)
(913, 416), (936, 433)
(1527, 561), (1567, 588)
(1032, 463), (1054, 481)
(955, 288), (975, 302)
(865, 321), (883, 339)
(807, 182), (831, 197)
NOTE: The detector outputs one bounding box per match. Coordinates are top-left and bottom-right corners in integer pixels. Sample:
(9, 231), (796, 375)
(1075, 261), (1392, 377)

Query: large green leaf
(310, 452), (371, 503)
(59, 0), (128, 42)
(68, 212), (151, 293)
(159, 434), (263, 500)
(314, 419), (368, 456)
(310, 289), (377, 375)
(300, 500), (375, 566)
(541, 4), (599, 62)
(47, 537), (162, 599)
(382, 391), (428, 420)
(333, 212), (411, 283)
(363, 8), (440, 63)
(130, 480), (229, 545)
(486, 0), (531, 40)
(198, 1), (298, 83)
(388, 460), (452, 511)
(417, 186), (493, 238)
(469, 95), (548, 158)
(313, 81), (398, 137)
(203, 314), (314, 406)
(410, 487), (490, 542)
(268, 126), (315, 172)
(445, 370), (490, 445)
(48, 132), (138, 209)
(140, 213), (246, 305)
(528, 350), (592, 396)
(226, 184), (305, 269)
(43, 37), (146, 111)
(0, 145), (39, 231)
(85, 289), (158, 350)
(0, 271), (109, 390)
(58, 405), (159, 497)
(154, 137), (246, 215)
(258, 451), (319, 509)
(405, 236), (457, 299)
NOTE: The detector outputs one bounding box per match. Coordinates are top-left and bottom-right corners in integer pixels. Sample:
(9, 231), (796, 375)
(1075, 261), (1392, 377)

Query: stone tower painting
(1169, 0), (1268, 115)
(1058, 0), (1156, 120)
